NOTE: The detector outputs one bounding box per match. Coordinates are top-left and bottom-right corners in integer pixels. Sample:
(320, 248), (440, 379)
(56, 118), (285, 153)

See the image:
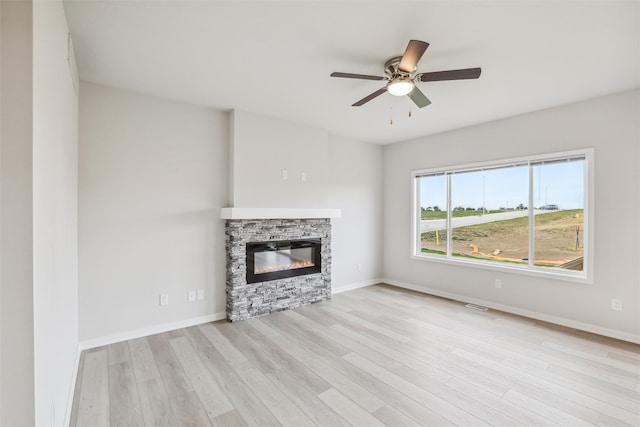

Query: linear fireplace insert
(246, 239), (322, 284)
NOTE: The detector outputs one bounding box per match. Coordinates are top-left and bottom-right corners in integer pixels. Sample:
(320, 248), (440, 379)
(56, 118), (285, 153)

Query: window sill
(410, 253), (591, 284)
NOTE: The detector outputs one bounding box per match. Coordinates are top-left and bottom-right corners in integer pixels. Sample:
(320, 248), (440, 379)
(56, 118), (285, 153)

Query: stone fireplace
(222, 208), (340, 322)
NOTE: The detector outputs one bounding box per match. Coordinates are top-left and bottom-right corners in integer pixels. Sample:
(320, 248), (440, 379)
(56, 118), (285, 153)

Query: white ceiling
(63, 0), (639, 145)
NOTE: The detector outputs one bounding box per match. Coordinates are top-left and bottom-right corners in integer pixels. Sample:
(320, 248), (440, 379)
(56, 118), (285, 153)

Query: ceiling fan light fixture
(387, 77), (415, 96)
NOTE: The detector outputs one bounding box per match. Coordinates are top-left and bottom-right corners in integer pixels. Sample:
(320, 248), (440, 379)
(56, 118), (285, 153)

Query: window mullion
(446, 173), (452, 257)
(414, 176), (421, 255)
(528, 163), (535, 268)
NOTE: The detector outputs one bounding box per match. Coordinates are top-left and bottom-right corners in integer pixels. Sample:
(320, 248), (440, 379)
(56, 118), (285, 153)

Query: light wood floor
(70, 284), (640, 426)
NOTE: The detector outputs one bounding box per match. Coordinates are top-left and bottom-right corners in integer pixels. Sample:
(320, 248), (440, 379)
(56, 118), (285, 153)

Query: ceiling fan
(330, 40), (481, 108)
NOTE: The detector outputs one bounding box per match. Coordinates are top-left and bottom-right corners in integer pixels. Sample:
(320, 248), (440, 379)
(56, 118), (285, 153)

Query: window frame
(411, 149), (594, 284)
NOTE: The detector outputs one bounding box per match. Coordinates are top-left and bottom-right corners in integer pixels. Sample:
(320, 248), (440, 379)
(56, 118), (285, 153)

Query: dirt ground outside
(421, 209), (584, 267)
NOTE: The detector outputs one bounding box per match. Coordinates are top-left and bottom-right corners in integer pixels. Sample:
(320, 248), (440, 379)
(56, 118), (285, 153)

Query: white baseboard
(332, 278), (382, 294)
(79, 312), (227, 351)
(382, 278), (640, 345)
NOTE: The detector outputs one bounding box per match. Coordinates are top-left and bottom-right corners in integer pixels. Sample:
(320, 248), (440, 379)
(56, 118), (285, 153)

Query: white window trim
(411, 149), (594, 284)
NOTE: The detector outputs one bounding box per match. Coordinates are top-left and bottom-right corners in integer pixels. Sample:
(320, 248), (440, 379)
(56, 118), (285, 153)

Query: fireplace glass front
(246, 239), (321, 284)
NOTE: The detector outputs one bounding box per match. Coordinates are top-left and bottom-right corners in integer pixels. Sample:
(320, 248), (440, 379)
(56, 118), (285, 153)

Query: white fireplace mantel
(220, 207), (341, 220)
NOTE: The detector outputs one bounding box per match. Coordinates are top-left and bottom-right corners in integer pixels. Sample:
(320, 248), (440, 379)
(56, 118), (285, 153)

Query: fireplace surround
(225, 217), (332, 321)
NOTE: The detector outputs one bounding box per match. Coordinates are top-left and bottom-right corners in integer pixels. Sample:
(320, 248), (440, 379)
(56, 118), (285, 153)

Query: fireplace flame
(255, 260), (314, 274)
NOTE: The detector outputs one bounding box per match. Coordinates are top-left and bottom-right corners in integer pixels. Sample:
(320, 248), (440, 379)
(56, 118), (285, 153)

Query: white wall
(0, 1), (35, 425)
(33, 1), (80, 424)
(79, 97), (384, 344)
(328, 135), (383, 291)
(79, 83), (229, 343)
(230, 109), (329, 208)
(383, 90), (640, 341)
(230, 110), (383, 291)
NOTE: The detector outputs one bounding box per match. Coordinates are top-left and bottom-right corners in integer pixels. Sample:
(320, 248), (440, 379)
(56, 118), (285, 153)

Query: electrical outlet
(301, 172), (307, 182)
(357, 263), (362, 272)
(281, 169), (288, 180)
(611, 298), (622, 311)
(160, 293), (169, 306)
(495, 279), (502, 289)
(197, 289), (205, 300)
(188, 291), (196, 302)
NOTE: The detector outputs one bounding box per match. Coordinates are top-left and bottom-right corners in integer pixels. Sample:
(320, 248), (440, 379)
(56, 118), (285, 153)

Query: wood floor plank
(318, 303), (411, 343)
(264, 367), (351, 427)
(371, 404), (422, 427)
(146, 332), (194, 397)
(504, 389), (596, 427)
(542, 340), (640, 375)
(451, 321), (638, 392)
(137, 377), (179, 426)
(318, 388), (386, 427)
(330, 322), (452, 383)
(545, 362), (640, 399)
(108, 360), (144, 426)
(70, 284), (640, 427)
(184, 326), (282, 427)
(186, 324), (315, 426)
(290, 308), (404, 371)
(170, 390), (214, 427)
(218, 319), (332, 396)
(445, 376), (564, 427)
(211, 409), (248, 427)
(393, 364), (522, 426)
(107, 341), (130, 365)
(128, 337), (160, 383)
(250, 316), (386, 413)
(343, 352), (491, 427)
(265, 309), (352, 358)
(264, 314), (452, 426)
(454, 347), (640, 425)
(169, 336), (234, 420)
(75, 348), (110, 427)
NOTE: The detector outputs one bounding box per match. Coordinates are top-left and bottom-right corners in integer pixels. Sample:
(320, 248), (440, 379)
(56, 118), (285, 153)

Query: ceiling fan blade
(408, 87), (431, 108)
(352, 87), (387, 106)
(417, 67), (482, 82)
(330, 72), (385, 81)
(398, 40), (429, 73)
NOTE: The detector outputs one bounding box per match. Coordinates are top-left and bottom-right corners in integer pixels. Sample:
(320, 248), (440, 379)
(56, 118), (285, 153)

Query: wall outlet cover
(611, 298), (622, 311)
(160, 293), (169, 306)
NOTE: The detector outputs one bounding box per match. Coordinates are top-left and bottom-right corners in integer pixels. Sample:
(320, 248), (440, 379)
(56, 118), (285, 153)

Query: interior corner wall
(230, 109), (329, 208)
(78, 82), (229, 343)
(33, 1), (80, 425)
(229, 109), (384, 290)
(382, 90), (640, 341)
(328, 135), (383, 290)
(0, 1), (35, 425)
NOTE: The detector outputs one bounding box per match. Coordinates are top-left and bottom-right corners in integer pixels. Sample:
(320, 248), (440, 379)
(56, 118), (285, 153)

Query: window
(412, 150), (591, 280)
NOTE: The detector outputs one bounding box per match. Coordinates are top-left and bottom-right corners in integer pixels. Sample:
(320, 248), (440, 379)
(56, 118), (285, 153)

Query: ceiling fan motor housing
(384, 56), (414, 77)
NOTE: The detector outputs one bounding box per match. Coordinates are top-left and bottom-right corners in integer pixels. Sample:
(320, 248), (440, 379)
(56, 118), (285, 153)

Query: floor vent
(465, 303), (489, 312)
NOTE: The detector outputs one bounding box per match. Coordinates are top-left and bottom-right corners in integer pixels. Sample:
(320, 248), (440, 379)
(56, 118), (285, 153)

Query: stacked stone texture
(225, 218), (332, 321)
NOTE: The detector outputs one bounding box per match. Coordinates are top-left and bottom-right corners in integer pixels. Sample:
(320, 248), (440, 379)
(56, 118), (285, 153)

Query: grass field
(421, 209), (508, 220)
(421, 209), (584, 268)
